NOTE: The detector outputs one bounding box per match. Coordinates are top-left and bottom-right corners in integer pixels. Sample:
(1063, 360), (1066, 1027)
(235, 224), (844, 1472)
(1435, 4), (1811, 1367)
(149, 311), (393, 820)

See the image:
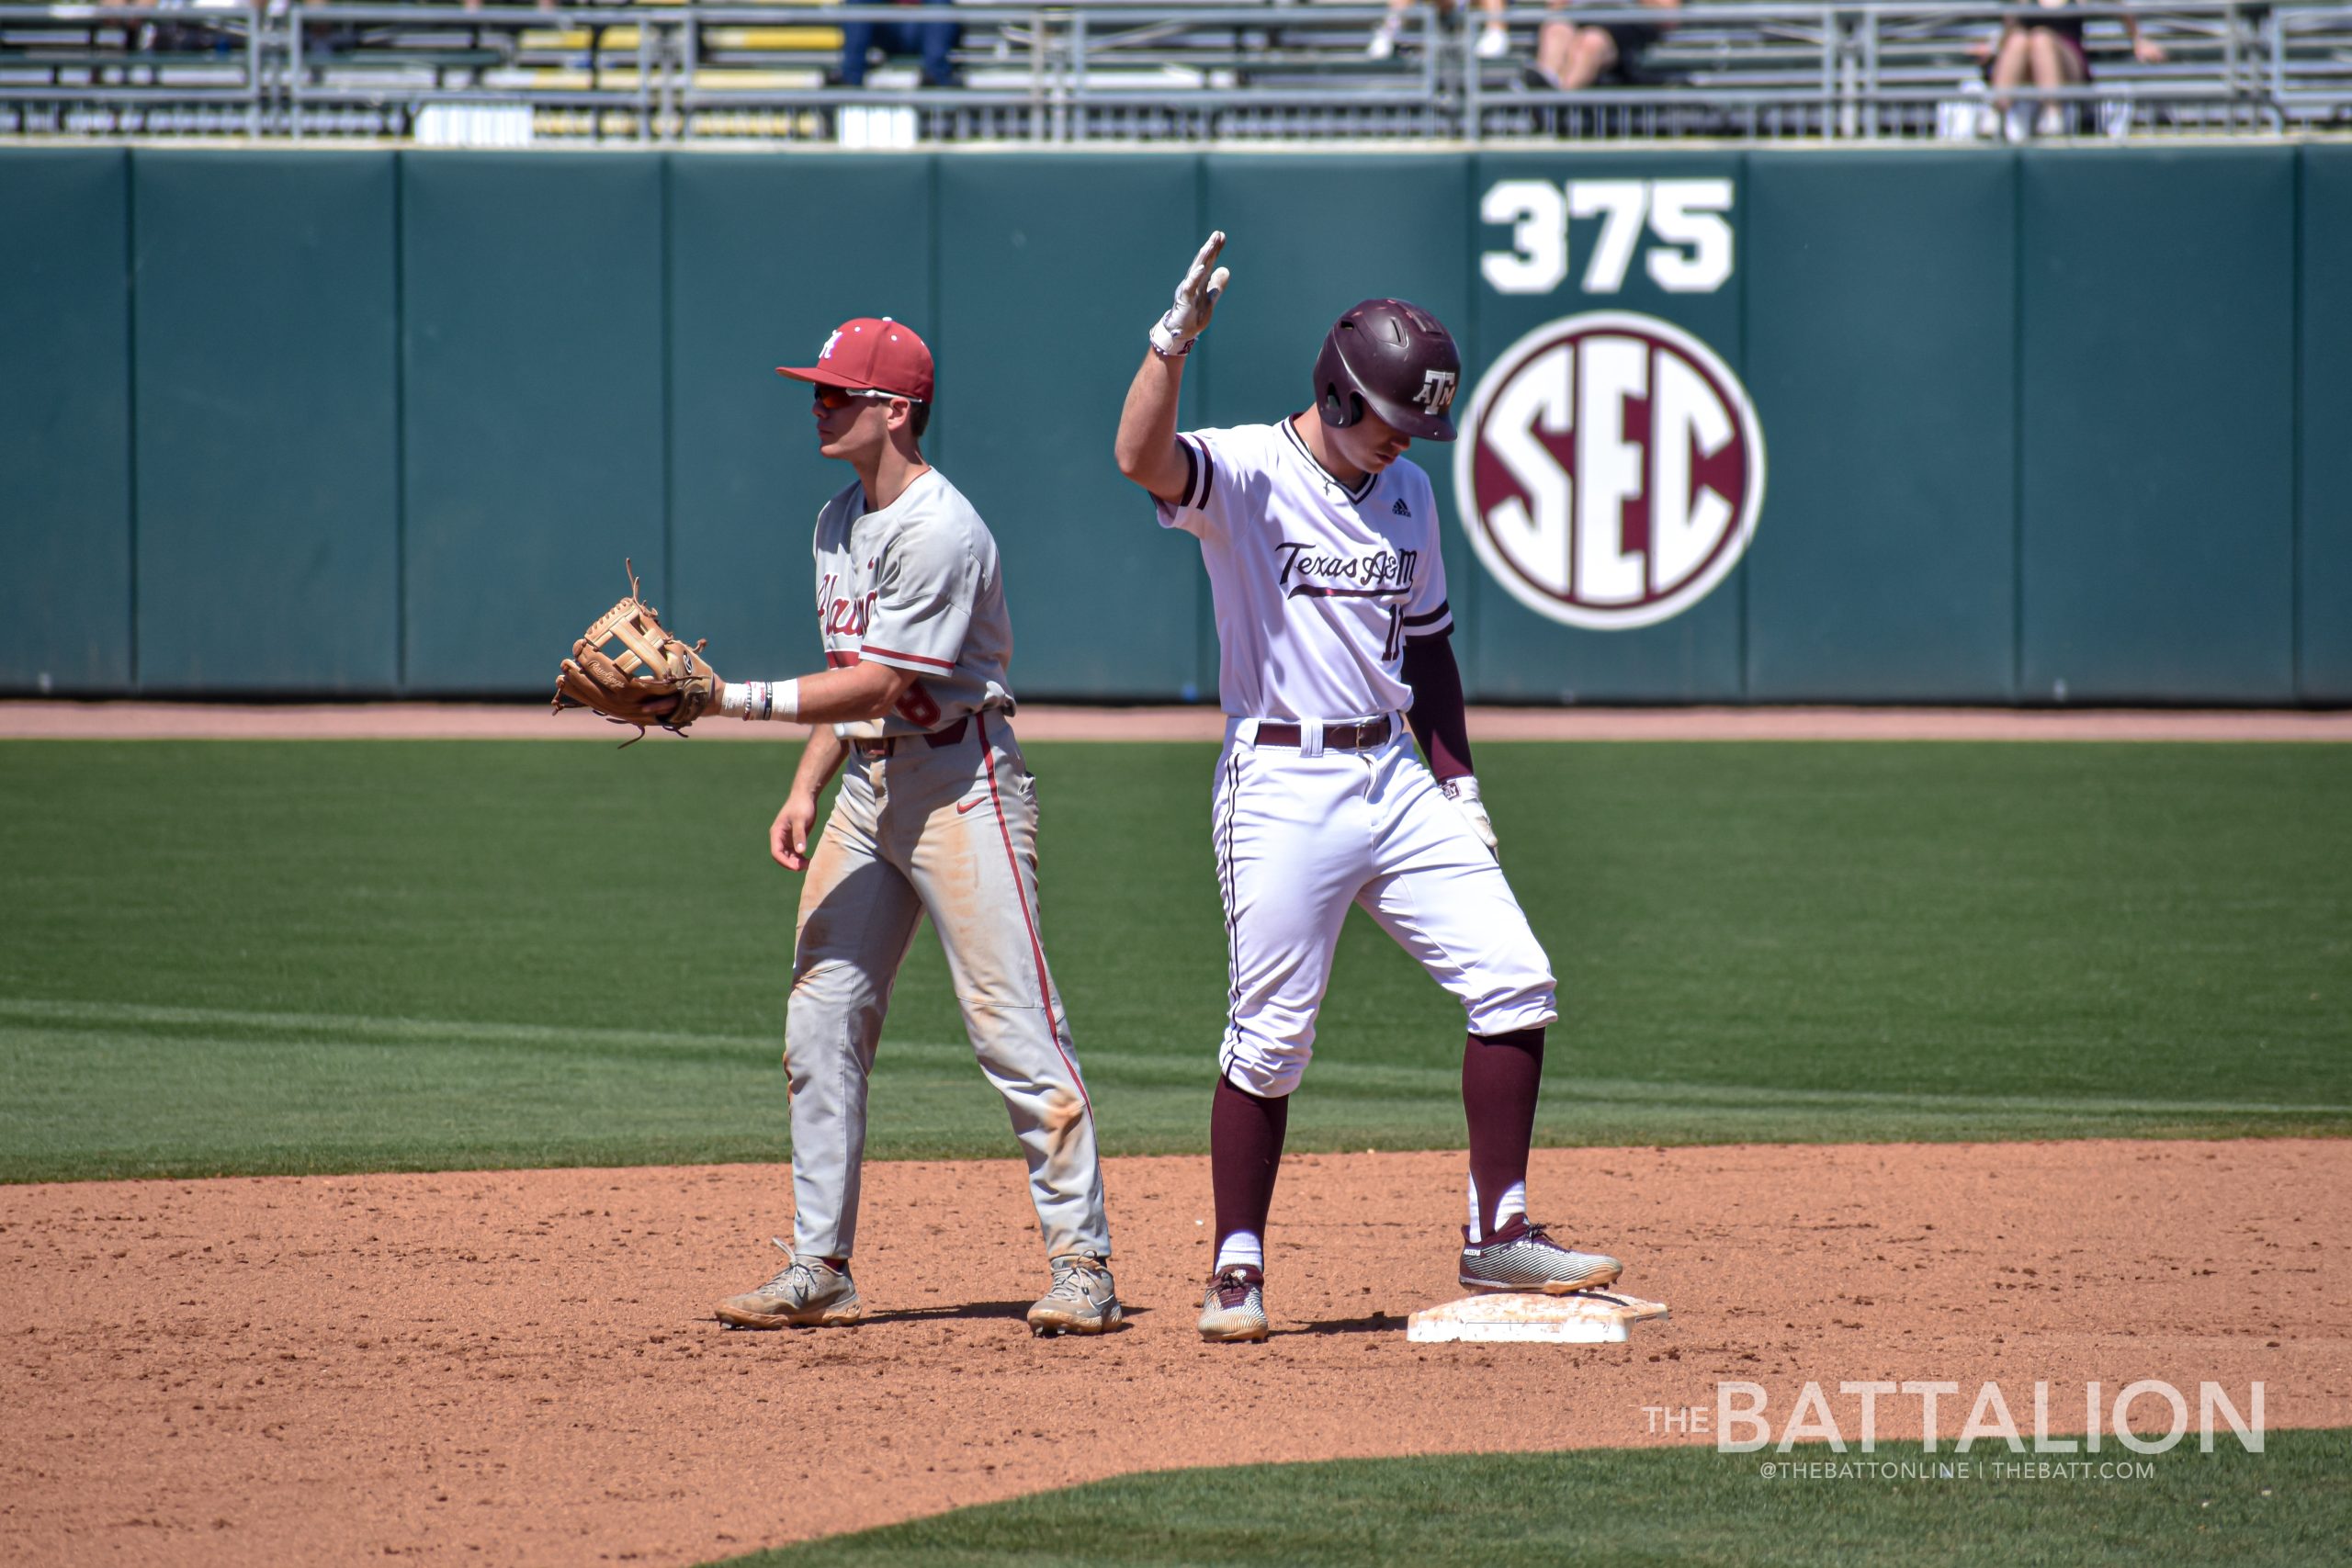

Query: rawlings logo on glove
(552, 559), (724, 745)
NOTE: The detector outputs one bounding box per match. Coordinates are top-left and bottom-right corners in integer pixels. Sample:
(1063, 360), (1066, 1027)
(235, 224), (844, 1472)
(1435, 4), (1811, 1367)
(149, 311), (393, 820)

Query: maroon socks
(1209, 1030), (1541, 1269)
(1463, 1027), (1544, 1241)
(1209, 1074), (1289, 1276)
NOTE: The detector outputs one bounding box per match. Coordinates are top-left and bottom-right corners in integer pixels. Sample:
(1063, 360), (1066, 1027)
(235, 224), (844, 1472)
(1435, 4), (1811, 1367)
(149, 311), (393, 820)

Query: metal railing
(290, 4), (660, 140)
(665, 4), (1447, 143)
(0, 1), (2343, 143)
(1468, 2), (2311, 141)
(0, 2), (266, 135)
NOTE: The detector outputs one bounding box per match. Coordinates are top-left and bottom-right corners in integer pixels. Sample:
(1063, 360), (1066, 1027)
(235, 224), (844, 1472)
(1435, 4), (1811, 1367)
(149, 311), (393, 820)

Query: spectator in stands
(133, 0), (243, 56)
(1981, 0), (2165, 138)
(1526, 0), (1679, 91)
(306, 0), (555, 53)
(299, 0), (363, 54)
(1368, 0), (1512, 61)
(840, 0), (962, 89)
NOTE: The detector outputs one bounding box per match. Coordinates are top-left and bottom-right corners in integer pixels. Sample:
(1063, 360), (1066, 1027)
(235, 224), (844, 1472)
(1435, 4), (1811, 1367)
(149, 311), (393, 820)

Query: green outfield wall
(4, 144), (2344, 705)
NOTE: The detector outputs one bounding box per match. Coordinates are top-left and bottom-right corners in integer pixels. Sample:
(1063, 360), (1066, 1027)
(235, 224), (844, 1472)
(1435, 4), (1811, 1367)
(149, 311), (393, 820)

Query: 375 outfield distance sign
(1453, 311), (1765, 632)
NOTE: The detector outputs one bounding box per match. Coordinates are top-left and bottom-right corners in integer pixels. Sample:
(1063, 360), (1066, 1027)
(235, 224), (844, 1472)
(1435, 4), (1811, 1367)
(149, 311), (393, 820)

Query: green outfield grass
(712, 1428), (2351, 1568)
(0, 739), (2346, 1181)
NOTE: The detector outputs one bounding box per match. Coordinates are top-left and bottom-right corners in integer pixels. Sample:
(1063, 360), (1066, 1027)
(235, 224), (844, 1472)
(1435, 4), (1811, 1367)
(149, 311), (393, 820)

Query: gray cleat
(1197, 1266), (1271, 1342)
(715, 1238), (863, 1328)
(1458, 1219), (1623, 1295)
(1026, 1252), (1125, 1337)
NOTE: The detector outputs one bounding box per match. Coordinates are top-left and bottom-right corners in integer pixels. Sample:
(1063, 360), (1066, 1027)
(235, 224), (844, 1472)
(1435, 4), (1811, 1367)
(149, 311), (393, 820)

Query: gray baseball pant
(784, 712), (1112, 1263)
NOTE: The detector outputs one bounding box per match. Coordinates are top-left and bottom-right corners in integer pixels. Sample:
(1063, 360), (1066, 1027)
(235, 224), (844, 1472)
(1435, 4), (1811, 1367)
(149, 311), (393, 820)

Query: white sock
(1465, 1177), (1528, 1242)
(1215, 1231), (1264, 1274)
(1496, 1180), (1528, 1233)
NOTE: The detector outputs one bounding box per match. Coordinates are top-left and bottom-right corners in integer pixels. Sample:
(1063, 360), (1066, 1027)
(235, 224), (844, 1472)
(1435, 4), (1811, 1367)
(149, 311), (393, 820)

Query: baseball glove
(552, 560), (723, 744)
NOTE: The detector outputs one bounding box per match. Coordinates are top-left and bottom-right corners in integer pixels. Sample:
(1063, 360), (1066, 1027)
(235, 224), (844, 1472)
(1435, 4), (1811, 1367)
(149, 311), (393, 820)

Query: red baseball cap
(776, 317), (934, 402)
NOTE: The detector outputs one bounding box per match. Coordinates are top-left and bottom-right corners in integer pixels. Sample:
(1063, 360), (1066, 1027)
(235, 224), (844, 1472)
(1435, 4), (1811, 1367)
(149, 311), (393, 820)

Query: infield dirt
(3, 1139), (2346, 1566)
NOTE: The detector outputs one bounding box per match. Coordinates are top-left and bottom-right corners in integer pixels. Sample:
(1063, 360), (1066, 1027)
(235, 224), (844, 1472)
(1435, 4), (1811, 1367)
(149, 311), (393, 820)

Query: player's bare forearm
(723, 660), (916, 728)
(788, 660), (919, 726)
(773, 727), (847, 871)
(1114, 350), (1192, 504)
(790, 725), (850, 799)
(1120, 231), (1227, 502)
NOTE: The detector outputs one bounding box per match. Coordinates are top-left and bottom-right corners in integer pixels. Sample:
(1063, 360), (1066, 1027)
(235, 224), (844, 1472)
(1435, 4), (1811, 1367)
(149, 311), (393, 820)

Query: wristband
(1149, 319), (1197, 357)
(719, 679), (801, 722)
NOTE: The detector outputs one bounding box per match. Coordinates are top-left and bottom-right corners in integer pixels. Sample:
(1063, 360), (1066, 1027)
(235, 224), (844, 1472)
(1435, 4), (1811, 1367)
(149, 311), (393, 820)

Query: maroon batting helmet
(1312, 299), (1463, 441)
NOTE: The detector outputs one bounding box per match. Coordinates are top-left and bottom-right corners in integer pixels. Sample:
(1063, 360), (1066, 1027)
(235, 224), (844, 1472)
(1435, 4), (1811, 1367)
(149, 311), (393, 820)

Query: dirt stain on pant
(1037, 1082), (1098, 1221)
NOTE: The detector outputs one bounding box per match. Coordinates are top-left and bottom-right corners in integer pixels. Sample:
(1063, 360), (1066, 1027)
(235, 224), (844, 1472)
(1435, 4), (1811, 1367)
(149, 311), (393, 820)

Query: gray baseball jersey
(811, 468), (1014, 739)
(786, 465), (1111, 1269)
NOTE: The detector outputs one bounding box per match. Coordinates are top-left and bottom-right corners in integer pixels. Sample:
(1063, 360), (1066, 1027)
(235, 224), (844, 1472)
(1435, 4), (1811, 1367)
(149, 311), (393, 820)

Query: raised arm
(1115, 350), (1193, 504)
(1114, 231), (1229, 504)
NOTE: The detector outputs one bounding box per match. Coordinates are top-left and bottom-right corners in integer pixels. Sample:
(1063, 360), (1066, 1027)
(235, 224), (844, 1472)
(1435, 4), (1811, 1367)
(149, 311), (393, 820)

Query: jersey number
(829, 648), (944, 729)
(894, 680), (942, 728)
(1383, 605), (1406, 662)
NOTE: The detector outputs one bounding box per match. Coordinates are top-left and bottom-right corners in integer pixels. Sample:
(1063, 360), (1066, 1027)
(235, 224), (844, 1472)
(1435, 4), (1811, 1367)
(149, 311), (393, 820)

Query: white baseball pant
(1211, 717), (1558, 1098)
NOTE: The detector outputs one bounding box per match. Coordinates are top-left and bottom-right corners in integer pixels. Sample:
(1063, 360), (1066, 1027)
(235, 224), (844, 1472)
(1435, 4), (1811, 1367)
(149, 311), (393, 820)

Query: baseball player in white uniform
(1113, 236), (1625, 1342)
(709, 316), (1121, 1337)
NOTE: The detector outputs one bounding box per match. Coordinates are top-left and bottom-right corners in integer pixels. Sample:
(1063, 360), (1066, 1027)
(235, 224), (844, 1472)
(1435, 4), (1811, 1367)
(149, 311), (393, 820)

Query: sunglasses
(811, 385), (916, 412)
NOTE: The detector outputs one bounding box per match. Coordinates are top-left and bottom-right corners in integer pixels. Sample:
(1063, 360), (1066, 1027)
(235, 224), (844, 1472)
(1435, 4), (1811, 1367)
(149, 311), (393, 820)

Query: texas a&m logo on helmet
(1453, 311), (1764, 632)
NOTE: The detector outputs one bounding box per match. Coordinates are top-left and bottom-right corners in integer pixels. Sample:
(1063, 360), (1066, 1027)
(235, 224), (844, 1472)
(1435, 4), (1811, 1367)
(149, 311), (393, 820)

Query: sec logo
(1453, 311), (1765, 632)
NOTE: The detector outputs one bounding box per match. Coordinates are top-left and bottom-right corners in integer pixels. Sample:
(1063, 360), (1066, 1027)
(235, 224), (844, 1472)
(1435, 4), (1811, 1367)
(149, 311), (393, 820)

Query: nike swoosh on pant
(956, 797), (984, 815)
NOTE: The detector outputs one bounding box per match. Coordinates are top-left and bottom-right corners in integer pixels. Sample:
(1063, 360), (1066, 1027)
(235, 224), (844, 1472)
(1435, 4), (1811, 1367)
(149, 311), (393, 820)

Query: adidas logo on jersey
(1392, 498), (1411, 517)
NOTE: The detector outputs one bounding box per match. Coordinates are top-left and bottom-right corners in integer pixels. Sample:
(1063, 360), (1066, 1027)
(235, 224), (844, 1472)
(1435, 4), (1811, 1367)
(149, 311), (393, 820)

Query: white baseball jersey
(812, 468), (1014, 739)
(1157, 418), (1453, 720)
(1148, 413), (1555, 1106)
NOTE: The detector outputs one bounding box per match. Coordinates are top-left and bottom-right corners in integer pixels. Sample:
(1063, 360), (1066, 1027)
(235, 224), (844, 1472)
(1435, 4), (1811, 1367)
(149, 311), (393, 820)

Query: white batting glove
(1149, 231), (1230, 357)
(1442, 775), (1498, 856)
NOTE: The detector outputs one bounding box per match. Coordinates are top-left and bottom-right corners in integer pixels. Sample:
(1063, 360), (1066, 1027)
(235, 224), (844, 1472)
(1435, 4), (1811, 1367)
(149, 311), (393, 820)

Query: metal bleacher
(0, 2), (2344, 143)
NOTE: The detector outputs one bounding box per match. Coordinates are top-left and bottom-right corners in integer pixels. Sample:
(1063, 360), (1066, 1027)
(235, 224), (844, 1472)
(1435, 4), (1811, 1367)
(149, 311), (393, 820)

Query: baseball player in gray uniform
(710, 316), (1121, 1337)
(1114, 236), (1625, 1342)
